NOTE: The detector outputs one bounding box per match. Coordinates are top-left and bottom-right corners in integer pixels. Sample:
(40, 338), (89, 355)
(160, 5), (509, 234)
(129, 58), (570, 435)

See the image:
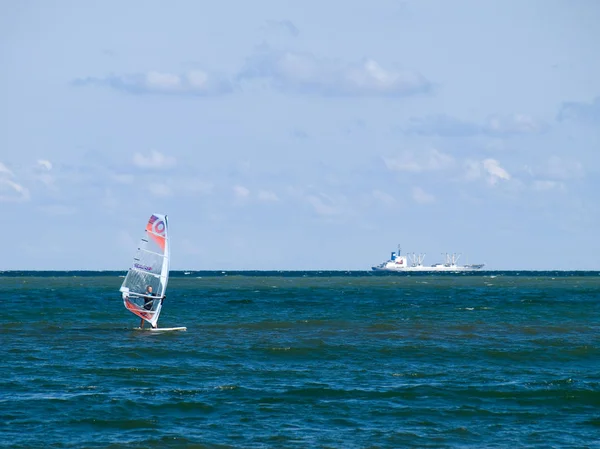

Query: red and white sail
(120, 214), (170, 328)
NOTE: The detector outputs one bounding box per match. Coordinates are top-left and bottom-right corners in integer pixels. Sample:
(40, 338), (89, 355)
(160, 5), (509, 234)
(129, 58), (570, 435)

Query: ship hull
(372, 265), (484, 272)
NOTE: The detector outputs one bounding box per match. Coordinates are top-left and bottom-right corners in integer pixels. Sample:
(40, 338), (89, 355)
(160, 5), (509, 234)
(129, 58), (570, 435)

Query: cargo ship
(372, 245), (485, 272)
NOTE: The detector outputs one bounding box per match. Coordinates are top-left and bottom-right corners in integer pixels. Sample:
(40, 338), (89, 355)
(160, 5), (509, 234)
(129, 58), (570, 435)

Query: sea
(1, 271), (599, 449)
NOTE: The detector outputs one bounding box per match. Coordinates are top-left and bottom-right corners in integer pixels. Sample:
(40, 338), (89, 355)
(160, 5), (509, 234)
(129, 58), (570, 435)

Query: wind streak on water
(0, 273), (599, 448)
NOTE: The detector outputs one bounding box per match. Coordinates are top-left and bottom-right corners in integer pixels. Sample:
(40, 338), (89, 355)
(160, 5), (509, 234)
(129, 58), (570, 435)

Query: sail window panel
(123, 269), (161, 296)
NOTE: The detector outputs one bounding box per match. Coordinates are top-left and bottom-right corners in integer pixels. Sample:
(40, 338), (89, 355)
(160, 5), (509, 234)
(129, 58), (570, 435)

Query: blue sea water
(1, 271), (599, 448)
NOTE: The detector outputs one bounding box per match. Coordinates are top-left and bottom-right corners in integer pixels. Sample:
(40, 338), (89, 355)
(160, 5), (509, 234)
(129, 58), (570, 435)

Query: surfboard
(150, 327), (187, 332)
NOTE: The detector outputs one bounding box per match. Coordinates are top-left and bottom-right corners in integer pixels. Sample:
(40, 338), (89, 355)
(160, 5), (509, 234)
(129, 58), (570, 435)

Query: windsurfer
(140, 285), (156, 329)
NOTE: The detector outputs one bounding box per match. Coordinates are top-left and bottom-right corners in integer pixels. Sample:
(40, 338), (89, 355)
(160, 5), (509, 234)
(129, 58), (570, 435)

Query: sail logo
(146, 214), (166, 251)
(153, 219), (165, 236)
(135, 263), (152, 271)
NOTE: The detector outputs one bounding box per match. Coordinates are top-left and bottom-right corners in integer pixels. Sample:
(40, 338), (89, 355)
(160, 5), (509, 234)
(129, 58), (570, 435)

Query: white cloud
(145, 71), (181, 90)
(412, 187), (435, 204)
(33, 159), (55, 188)
(0, 162), (14, 177)
(186, 71), (210, 89)
(37, 159), (53, 171)
(233, 185), (250, 199)
(239, 46), (430, 97)
(464, 159), (511, 186)
(482, 159), (511, 185)
(73, 69), (233, 96)
(258, 190), (279, 202)
(0, 161), (29, 202)
(0, 178), (30, 202)
(133, 150), (176, 169)
(384, 149), (454, 173)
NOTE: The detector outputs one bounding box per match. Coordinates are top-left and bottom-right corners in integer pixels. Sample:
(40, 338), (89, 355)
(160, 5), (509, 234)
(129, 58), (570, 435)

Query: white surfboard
(134, 326), (187, 332)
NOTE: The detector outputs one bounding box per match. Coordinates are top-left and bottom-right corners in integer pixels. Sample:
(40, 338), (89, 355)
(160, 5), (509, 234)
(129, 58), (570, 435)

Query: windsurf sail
(120, 214), (170, 328)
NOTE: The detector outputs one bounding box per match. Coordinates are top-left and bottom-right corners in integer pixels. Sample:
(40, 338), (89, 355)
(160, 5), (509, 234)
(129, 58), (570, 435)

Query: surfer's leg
(140, 318), (144, 329)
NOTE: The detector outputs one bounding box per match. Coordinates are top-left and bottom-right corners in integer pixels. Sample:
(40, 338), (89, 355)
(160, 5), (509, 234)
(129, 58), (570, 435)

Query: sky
(1, 0), (599, 270)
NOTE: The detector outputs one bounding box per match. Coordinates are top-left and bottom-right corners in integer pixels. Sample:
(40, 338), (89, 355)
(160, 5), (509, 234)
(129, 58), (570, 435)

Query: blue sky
(1, 0), (599, 270)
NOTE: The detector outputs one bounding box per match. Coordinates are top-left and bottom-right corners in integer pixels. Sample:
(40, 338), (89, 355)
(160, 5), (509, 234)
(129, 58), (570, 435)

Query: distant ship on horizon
(372, 244), (485, 272)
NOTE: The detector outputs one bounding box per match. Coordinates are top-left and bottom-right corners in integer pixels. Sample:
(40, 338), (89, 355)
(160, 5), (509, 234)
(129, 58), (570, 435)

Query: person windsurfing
(140, 285), (156, 329)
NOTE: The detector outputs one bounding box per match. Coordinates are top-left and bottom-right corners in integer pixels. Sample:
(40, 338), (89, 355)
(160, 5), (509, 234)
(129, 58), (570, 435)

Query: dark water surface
(1, 272), (599, 448)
